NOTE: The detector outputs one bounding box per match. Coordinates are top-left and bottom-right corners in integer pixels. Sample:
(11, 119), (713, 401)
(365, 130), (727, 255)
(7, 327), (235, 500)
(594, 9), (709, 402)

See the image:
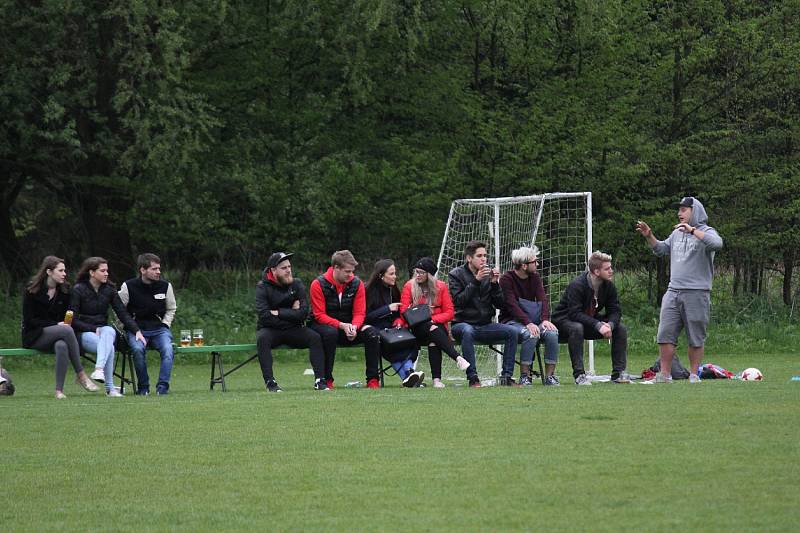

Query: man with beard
(256, 252), (326, 392)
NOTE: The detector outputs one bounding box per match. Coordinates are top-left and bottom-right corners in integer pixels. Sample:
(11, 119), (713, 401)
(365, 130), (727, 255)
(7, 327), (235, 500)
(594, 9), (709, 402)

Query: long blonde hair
(411, 275), (438, 306)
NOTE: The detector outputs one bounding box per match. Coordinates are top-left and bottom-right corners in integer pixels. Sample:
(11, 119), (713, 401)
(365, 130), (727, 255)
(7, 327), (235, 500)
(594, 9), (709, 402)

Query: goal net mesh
(417, 193), (591, 384)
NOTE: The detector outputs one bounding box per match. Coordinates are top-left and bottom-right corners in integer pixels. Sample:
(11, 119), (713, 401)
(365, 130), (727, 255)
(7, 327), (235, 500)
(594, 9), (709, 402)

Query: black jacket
(21, 285), (70, 347)
(256, 274), (310, 330)
(551, 272), (622, 331)
(70, 282), (139, 334)
(365, 284), (400, 330)
(448, 264), (505, 326)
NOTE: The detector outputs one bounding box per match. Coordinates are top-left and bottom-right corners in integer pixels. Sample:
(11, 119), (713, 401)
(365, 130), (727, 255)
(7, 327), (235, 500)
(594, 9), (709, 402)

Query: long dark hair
(26, 255), (70, 295)
(76, 256), (111, 285)
(365, 259), (401, 310)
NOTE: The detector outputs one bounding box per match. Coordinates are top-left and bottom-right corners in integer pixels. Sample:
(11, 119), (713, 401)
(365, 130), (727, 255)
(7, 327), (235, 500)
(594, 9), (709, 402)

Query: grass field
(3, 349), (799, 532)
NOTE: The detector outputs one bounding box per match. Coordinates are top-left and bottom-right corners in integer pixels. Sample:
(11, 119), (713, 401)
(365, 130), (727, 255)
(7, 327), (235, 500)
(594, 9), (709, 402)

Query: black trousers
(410, 322), (461, 380)
(256, 326), (324, 381)
(555, 319), (627, 379)
(308, 324), (381, 381)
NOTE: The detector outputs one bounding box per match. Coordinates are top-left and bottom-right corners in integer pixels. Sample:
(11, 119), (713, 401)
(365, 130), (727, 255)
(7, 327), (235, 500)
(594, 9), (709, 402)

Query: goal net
(417, 193), (593, 384)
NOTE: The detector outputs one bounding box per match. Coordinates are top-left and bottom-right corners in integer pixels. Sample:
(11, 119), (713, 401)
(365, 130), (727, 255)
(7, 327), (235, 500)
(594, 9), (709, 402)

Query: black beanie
(414, 257), (438, 275)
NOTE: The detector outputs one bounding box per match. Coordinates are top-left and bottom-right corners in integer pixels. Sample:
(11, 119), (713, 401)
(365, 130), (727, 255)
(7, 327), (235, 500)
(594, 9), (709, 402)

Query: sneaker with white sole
(402, 371), (421, 388)
(654, 372), (673, 384)
(544, 375), (561, 386)
(519, 374), (533, 386)
(456, 356), (471, 371)
(575, 374), (592, 386)
(432, 378), (445, 389)
(313, 379), (329, 390)
(106, 387), (123, 397)
(90, 368), (105, 383)
(688, 373), (701, 383)
(76, 376), (99, 392)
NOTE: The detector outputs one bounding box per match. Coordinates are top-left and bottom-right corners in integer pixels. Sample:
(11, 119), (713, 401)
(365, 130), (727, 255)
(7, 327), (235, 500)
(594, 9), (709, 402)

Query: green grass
(4, 350), (799, 532)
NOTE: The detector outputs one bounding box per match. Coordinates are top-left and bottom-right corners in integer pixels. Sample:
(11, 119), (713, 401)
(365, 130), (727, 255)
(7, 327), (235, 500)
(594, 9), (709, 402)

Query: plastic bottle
(64, 310), (73, 325)
(345, 381), (363, 388)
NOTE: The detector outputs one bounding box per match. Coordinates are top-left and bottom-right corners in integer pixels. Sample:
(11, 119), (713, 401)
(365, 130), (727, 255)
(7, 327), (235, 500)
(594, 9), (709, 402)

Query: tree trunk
(656, 256), (668, 307)
(0, 174), (30, 294)
(784, 250), (794, 306)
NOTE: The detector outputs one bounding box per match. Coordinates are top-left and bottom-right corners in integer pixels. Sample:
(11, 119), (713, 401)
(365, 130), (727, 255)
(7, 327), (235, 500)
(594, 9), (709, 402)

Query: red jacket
(309, 267), (366, 329)
(398, 279), (455, 327)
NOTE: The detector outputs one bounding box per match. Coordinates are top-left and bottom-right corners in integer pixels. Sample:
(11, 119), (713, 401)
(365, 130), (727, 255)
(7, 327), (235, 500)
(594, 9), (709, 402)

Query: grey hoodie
(652, 197), (723, 290)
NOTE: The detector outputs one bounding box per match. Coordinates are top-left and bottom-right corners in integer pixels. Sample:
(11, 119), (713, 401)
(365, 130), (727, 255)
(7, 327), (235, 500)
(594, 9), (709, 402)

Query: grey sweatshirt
(652, 197), (723, 290)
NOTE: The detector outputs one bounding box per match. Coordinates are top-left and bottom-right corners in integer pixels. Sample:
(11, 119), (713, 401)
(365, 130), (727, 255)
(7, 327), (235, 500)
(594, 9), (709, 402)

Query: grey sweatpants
(29, 325), (83, 390)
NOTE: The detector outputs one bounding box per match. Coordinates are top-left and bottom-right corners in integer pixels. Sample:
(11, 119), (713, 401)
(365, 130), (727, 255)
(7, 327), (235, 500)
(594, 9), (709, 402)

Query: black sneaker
(519, 374), (533, 386)
(266, 380), (282, 393)
(136, 389), (150, 396)
(611, 372), (631, 384)
(313, 379), (329, 391)
(468, 376), (481, 388)
(402, 371), (422, 388)
(499, 376), (519, 387)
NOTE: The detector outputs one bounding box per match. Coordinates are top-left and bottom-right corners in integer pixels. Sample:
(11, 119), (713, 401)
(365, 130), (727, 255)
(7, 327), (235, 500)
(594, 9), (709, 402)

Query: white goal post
(425, 192), (595, 382)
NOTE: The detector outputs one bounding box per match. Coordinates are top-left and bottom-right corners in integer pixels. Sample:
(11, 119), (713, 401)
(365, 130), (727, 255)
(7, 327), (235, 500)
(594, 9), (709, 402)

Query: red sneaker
(326, 379), (335, 390)
(366, 378), (380, 389)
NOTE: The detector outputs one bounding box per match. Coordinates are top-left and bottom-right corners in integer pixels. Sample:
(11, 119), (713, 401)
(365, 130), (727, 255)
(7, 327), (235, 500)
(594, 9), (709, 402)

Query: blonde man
(499, 246), (560, 386)
(551, 251), (628, 385)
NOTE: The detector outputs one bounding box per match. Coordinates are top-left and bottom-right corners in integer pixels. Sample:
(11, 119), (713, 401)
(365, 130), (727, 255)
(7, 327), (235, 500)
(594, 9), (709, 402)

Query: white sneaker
(575, 374), (592, 386)
(432, 378), (446, 389)
(106, 387), (124, 397)
(654, 372), (673, 384)
(456, 356), (471, 371)
(90, 368), (105, 383)
(688, 373), (701, 384)
(76, 376), (99, 392)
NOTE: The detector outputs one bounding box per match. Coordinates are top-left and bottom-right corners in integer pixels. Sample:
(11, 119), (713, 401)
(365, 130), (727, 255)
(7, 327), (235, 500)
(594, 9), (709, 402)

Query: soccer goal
(420, 192), (594, 384)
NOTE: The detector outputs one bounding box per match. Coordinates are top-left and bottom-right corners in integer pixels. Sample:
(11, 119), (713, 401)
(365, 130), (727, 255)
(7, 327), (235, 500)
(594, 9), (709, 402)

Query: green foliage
(1, 1), (799, 303)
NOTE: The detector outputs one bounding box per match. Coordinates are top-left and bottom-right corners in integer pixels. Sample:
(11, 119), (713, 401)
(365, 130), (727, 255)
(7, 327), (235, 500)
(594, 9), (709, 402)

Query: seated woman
(71, 257), (141, 397)
(365, 259), (424, 387)
(22, 256), (99, 399)
(399, 257), (471, 388)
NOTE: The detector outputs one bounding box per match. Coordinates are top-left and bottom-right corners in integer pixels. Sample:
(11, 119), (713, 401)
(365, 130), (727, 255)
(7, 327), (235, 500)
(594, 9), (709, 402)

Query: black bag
(403, 304), (432, 328)
(0, 361), (15, 396)
(518, 298), (542, 324)
(378, 328), (417, 353)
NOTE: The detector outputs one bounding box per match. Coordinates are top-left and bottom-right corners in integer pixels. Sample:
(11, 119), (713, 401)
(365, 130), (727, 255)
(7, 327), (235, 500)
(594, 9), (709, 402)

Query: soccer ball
(740, 368), (763, 381)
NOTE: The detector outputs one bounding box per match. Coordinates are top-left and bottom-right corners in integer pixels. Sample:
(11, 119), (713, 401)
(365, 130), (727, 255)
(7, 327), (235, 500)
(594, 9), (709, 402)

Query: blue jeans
(127, 327), (174, 392)
(451, 322), (519, 378)
(80, 326), (117, 391)
(506, 321), (559, 366)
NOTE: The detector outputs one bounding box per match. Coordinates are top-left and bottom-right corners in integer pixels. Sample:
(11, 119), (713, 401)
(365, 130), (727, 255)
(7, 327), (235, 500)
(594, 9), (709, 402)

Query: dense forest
(1, 1), (798, 303)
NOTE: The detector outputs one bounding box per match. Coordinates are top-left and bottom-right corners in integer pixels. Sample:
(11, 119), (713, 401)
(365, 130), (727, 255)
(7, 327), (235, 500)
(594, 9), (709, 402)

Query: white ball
(740, 368), (763, 381)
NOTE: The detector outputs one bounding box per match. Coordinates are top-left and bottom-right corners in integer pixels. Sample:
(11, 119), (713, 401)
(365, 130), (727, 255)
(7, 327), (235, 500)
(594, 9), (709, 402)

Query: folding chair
(452, 331), (546, 385)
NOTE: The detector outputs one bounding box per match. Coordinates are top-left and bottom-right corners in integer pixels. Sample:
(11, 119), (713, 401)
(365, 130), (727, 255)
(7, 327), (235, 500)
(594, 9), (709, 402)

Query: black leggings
(411, 322), (460, 380)
(30, 325), (83, 390)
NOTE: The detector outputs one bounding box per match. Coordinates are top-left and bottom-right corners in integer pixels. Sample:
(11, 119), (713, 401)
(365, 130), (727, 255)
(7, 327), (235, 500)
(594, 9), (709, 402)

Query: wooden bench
(174, 344), (258, 392)
(0, 347), (136, 393)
